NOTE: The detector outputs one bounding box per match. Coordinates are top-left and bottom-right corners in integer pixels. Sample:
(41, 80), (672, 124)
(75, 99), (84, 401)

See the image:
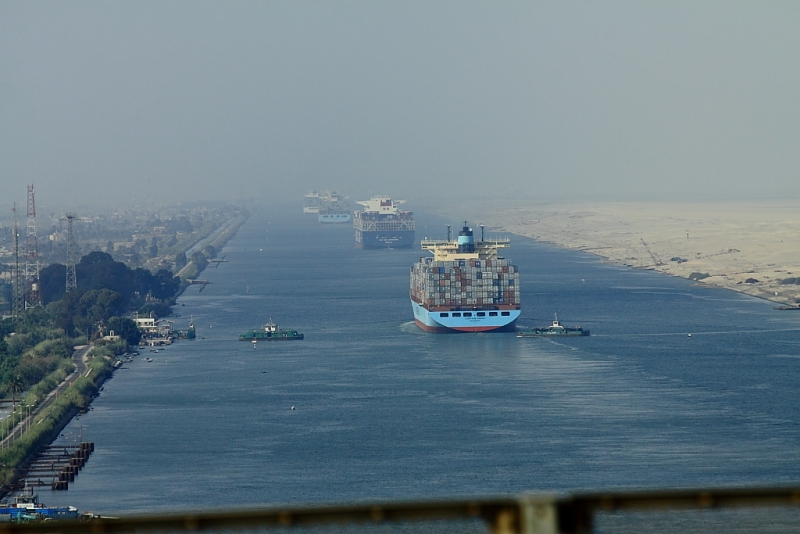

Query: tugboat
(239, 319), (304, 341)
(517, 314), (590, 337)
(175, 319), (196, 340)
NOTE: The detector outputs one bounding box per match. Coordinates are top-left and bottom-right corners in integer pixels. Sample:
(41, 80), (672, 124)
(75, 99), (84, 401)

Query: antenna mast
(65, 213), (78, 292)
(12, 203), (25, 320)
(24, 185), (42, 308)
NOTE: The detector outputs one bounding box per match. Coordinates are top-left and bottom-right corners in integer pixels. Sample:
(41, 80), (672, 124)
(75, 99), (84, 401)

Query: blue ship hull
(318, 212), (351, 224)
(411, 300), (520, 332)
(355, 229), (415, 249)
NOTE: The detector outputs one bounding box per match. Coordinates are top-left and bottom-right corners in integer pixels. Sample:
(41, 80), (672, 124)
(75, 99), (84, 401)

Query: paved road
(0, 345), (91, 448)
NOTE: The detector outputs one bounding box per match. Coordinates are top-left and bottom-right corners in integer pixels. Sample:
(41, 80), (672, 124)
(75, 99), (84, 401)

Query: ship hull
(318, 213), (351, 224)
(356, 229), (415, 249)
(517, 329), (589, 337)
(411, 300), (519, 333)
(239, 333), (304, 340)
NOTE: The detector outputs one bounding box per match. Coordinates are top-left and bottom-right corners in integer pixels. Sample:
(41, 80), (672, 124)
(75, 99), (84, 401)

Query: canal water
(45, 204), (800, 517)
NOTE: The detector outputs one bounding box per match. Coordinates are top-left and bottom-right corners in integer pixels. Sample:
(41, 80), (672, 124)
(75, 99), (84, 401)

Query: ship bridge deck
(420, 238), (510, 261)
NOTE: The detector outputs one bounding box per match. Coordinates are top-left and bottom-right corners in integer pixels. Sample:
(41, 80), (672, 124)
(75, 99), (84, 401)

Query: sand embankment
(465, 201), (800, 306)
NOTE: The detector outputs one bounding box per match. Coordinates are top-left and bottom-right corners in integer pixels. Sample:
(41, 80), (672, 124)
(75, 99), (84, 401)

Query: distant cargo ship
(410, 223), (520, 332)
(303, 191), (321, 214)
(353, 196), (415, 249)
(318, 191), (351, 224)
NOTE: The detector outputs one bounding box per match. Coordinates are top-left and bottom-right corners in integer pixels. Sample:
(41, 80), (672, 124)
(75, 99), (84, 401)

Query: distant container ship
(410, 223), (520, 332)
(303, 191), (321, 214)
(353, 196), (415, 249)
(318, 191), (351, 224)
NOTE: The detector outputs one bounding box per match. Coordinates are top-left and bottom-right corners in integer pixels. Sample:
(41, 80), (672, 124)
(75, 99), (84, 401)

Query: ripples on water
(45, 206), (800, 523)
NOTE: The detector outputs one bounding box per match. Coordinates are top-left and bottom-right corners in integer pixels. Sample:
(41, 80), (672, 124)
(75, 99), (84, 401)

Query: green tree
(131, 268), (155, 298)
(175, 252), (187, 270)
(152, 269), (179, 300)
(72, 289), (124, 337)
(7, 375), (24, 408)
(39, 263), (67, 304)
(47, 289), (81, 336)
(191, 251), (208, 271)
(106, 316), (141, 346)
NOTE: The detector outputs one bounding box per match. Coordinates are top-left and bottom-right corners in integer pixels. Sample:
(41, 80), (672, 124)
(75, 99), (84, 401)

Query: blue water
(45, 206), (800, 515)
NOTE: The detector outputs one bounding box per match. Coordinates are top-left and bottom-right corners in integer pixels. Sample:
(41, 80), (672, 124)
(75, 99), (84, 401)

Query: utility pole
(24, 185), (42, 308)
(65, 213), (78, 292)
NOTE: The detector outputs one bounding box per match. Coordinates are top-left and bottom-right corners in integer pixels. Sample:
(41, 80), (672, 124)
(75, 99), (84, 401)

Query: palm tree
(8, 375), (24, 411)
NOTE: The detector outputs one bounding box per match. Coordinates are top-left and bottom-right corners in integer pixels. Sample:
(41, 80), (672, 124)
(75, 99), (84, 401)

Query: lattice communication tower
(24, 184), (42, 308)
(12, 203), (25, 319)
(65, 213), (78, 292)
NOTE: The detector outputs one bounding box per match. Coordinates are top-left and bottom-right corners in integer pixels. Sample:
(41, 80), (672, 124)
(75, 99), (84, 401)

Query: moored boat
(239, 319), (304, 341)
(0, 484), (81, 522)
(517, 314), (589, 337)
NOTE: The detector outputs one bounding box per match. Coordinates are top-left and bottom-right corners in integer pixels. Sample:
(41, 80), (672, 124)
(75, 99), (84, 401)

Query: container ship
(318, 191), (351, 224)
(303, 191), (321, 213)
(353, 196), (415, 248)
(410, 223), (520, 332)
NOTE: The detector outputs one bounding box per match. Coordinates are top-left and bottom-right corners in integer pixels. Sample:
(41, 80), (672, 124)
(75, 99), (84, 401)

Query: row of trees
(36, 252), (181, 340)
(40, 251), (180, 306)
(0, 250), (184, 399)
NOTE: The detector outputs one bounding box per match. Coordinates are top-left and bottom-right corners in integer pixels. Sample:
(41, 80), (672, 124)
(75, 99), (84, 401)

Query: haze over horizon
(2, 2), (799, 212)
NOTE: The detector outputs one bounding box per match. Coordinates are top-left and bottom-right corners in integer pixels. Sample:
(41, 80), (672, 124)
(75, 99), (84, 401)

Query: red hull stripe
(448, 325), (501, 332)
(413, 319), (504, 333)
(413, 319), (451, 333)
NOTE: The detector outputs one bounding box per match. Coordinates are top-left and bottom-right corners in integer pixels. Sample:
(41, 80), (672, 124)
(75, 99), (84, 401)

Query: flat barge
(239, 320), (304, 341)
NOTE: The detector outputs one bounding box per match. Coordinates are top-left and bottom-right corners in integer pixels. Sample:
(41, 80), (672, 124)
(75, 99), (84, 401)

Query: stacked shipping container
(410, 257), (520, 310)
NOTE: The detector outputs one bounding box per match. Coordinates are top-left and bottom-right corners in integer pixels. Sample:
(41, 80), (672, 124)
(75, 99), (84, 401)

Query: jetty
(14, 443), (95, 491)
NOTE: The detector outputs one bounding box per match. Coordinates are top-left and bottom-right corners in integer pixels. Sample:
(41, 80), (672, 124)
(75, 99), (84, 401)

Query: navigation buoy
(291, 406), (295, 410)
(687, 333), (692, 338)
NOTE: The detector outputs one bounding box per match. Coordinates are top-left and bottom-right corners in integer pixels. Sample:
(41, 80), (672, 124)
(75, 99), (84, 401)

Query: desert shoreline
(447, 201), (800, 308)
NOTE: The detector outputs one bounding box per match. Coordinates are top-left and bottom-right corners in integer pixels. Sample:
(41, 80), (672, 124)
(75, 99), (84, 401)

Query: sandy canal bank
(458, 201), (800, 307)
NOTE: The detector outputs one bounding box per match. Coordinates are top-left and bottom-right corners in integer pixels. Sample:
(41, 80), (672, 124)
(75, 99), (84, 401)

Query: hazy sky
(2, 1), (799, 211)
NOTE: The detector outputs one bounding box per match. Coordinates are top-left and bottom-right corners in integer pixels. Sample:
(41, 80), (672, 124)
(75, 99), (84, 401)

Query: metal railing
(1, 486), (799, 533)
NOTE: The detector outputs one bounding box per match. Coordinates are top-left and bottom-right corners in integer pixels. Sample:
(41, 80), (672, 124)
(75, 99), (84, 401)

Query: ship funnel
(457, 222), (475, 253)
